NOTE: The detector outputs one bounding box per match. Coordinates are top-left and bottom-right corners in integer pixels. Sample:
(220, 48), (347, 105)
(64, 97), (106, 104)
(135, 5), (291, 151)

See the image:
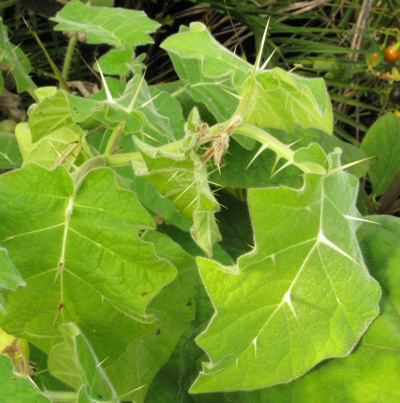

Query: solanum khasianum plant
(0, 1), (400, 402)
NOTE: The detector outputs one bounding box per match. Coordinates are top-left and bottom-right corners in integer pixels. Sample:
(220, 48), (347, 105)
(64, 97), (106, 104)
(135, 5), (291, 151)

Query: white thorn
(270, 160), (292, 178)
(260, 47), (278, 70)
(344, 215), (381, 225)
(328, 156), (375, 175)
(246, 143), (268, 170)
(283, 290), (298, 322)
(96, 59), (114, 103)
(317, 232), (358, 265)
(140, 91), (162, 108)
(255, 16), (271, 72)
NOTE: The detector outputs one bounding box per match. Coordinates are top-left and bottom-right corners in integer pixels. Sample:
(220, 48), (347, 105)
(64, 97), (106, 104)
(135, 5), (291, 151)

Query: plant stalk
(42, 391), (78, 402)
(105, 138), (186, 167)
(62, 34), (78, 82)
(236, 123), (294, 162)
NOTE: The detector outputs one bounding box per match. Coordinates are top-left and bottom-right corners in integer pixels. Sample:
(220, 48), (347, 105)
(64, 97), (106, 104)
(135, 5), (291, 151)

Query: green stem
(105, 151), (142, 166)
(104, 123), (125, 157)
(42, 391), (78, 402)
(171, 85), (187, 98)
(236, 123), (294, 162)
(233, 76), (255, 118)
(236, 123), (323, 174)
(71, 156), (106, 186)
(105, 138), (186, 167)
(62, 35), (78, 82)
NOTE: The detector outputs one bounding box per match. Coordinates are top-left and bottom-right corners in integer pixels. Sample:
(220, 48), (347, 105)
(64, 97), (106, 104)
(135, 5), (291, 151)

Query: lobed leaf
(131, 139), (221, 256)
(29, 90), (77, 144)
(96, 44), (145, 77)
(51, 0), (160, 49)
(161, 23), (247, 123)
(222, 215), (400, 402)
(162, 22), (333, 136)
(15, 123), (83, 169)
(243, 69), (333, 134)
(0, 164), (176, 356)
(191, 153), (381, 393)
(68, 75), (182, 146)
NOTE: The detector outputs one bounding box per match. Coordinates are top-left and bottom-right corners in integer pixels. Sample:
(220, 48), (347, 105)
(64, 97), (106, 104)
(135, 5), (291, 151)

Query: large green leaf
(51, 0), (160, 49)
(0, 164), (176, 356)
(221, 215), (400, 402)
(161, 22), (332, 135)
(0, 354), (50, 403)
(0, 18), (37, 95)
(361, 113), (400, 197)
(190, 152), (381, 393)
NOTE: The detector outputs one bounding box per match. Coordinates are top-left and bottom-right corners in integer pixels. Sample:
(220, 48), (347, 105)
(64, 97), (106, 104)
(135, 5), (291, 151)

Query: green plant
(0, 1), (400, 402)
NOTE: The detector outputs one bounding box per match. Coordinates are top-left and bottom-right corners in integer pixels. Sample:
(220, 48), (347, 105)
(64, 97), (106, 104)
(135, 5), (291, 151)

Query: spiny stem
(236, 123), (294, 162)
(42, 391), (78, 402)
(236, 123), (318, 174)
(105, 138), (186, 167)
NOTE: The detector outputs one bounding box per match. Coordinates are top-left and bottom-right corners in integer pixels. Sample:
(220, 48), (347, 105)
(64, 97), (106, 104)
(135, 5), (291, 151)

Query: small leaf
(131, 139), (221, 256)
(15, 122), (83, 169)
(161, 22), (248, 122)
(0, 132), (22, 169)
(51, 0), (160, 49)
(48, 323), (117, 401)
(0, 248), (25, 313)
(96, 44), (144, 76)
(0, 18), (37, 94)
(361, 112), (400, 197)
(243, 69), (333, 134)
(190, 154), (380, 393)
(29, 91), (76, 143)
